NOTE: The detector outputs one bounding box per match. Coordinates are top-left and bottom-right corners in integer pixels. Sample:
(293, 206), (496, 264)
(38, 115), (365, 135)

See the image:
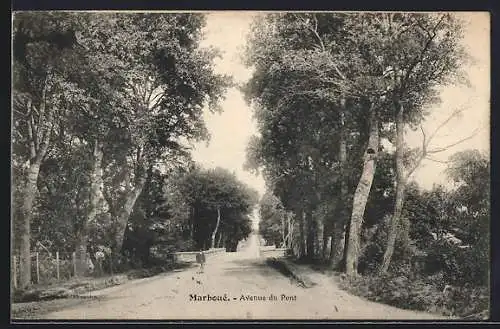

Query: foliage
(347, 148), (489, 318)
(165, 165), (259, 251)
(258, 192), (289, 246)
(243, 13), (377, 263)
(340, 273), (488, 319)
(12, 12), (237, 284)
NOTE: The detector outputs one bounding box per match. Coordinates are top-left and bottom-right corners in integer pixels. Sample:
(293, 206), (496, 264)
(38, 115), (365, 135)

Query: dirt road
(41, 235), (449, 320)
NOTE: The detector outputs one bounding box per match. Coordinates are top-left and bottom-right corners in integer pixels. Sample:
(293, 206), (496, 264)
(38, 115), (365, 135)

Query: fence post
(13, 256), (17, 289)
(56, 251), (60, 281)
(72, 252), (76, 277)
(36, 252), (40, 284)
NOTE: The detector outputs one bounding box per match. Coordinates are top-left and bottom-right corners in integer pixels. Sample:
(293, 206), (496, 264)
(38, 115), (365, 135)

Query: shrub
(340, 272), (489, 319)
(359, 217), (421, 276)
(425, 239), (488, 286)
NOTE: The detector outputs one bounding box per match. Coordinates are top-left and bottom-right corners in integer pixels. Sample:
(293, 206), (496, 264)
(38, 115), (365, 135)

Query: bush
(340, 272), (489, 319)
(425, 239), (488, 286)
(359, 218), (421, 276)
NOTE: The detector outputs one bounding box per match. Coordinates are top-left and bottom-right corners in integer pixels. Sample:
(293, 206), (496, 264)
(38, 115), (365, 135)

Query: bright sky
(191, 11), (490, 204)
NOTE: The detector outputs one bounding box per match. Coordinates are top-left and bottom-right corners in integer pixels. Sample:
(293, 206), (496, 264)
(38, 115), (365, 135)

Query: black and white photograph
(11, 11), (490, 321)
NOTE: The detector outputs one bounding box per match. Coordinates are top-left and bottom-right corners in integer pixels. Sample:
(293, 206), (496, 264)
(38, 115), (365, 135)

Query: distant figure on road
(196, 249), (206, 273)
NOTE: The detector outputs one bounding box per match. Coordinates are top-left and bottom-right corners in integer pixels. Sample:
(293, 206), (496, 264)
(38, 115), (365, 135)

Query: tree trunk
(345, 108), (379, 277)
(211, 206), (221, 249)
(75, 141), (103, 277)
(316, 214), (324, 258)
(298, 209), (306, 258)
(217, 230), (224, 248)
(306, 209), (315, 260)
(190, 206), (196, 241)
(18, 107), (53, 287)
(281, 215), (286, 248)
(340, 213), (352, 272)
(333, 142), (349, 266)
(330, 220), (346, 269)
(286, 215), (294, 250)
(114, 176), (147, 254)
(380, 101), (406, 274)
(322, 224), (330, 260)
(331, 104), (349, 269)
(18, 161), (41, 288)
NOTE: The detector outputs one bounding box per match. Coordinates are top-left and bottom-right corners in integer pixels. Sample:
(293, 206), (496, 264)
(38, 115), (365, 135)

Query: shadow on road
(220, 257), (292, 281)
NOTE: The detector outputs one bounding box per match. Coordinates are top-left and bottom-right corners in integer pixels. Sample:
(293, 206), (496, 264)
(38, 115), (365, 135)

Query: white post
(56, 251), (60, 281)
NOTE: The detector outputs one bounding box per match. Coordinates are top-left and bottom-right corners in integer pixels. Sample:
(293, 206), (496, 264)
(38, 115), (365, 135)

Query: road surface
(41, 234), (448, 320)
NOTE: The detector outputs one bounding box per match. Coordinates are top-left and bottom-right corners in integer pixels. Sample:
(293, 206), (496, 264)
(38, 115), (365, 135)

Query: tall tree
(244, 13), (399, 273)
(67, 13), (231, 265)
(172, 166), (258, 251)
(374, 13), (468, 273)
(243, 13), (359, 262)
(259, 192), (289, 247)
(13, 12), (86, 287)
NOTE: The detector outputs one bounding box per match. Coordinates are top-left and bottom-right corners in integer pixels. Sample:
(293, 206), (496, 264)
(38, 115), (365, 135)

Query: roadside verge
(265, 257), (316, 288)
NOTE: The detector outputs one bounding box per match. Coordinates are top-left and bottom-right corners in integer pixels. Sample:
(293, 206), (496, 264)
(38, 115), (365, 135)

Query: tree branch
(26, 100), (37, 160)
(102, 185), (116, 217)
(31, 113), (40, 152)
(427, 128), (481, 154)
(150, 91), (166, 110)
(294, 13), (347, 81)
(35, 117), (54, 164)
(426, 108), (464, 146)
(424, 156), (451, 164)
(126, 81), (141, 99)
(389, 14), (416, 40)
(310, 15), (326, 52)
(402, 14), (446, 89)
(141, 79), (149, 108)
(405, 107), (482, 180)
(146, 79), (157, 109)
(39, 73), (49, 120)
(420, 125), (427, 155)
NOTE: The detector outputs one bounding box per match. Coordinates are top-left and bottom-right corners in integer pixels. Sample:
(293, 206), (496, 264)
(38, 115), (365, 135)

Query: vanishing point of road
(41, 234), (449, 320)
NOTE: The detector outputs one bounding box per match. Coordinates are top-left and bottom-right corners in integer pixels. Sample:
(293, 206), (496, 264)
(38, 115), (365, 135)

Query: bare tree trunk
(114, 176), (147, 253)
(345, 108), (379, 277)
(19, 118), (52, 287)
(298, 209), (306, 258)
(316, 215), (324, 258)
(19, 162), (41, 288)
(18, 95), (53, 288)
(306, 209), (315, 260)
(322, 223), (330, 260)
(190, 206), (196, 242)
(340, 214), (352, 272)
(281, 215), (286, 248)
(286, 214), (294, 250)
(211, 206), (221, 249)
(380, 101), (406, 274)
(217, 230), (224, 248)
(75, 141), (103, 277)
(331, 104), (349, 269)
(331, 220), (346, 269)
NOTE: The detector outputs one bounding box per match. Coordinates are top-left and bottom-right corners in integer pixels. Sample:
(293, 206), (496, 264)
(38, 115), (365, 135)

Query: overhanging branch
(405, 105), (482, 180)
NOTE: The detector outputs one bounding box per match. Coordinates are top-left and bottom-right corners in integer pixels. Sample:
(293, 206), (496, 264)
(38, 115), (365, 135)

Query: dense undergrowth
(338, 272), (489, 320)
